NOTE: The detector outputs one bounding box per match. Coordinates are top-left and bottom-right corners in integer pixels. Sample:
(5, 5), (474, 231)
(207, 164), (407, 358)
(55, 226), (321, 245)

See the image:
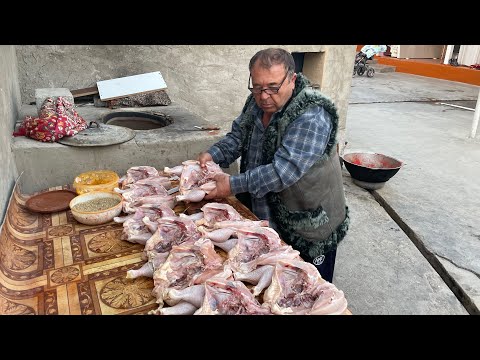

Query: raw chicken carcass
(225, 227), (300, 296)
(119, 166), (159, 189)
(151, 301), (198, 315)
(233, 265), (275, 297)
(179, 212), (204, 222)
(175, 182), (216, 202)
(164, 284), (205, 308)
(226, 227), (283, 265)
(163, 267), (233, 308)
(114, 203), (176, 225)
(194, 278), (271, 315)
(144, 216), (201, 256)
(163, 165), (184, 177)
(118, 204), (177, 245)
(262, 259), (348, 315)
(179, 160), (223, 193)
(198, 220), (270, 243)
(174, 160), (224, 203)
(231, 245), (300, 296)
(124, 194), (176, 214)
(133, 176), (173, 190)
(114, 176), (172, 204)
(126, 252), (167, 279)
(116, 205), (175, 245)
(210, 238), (238, 253)
(119, 215), (151, 244)
(151, 238), (224, 308)
(228, 230), (299, 273)
(196, 202), (243, 227)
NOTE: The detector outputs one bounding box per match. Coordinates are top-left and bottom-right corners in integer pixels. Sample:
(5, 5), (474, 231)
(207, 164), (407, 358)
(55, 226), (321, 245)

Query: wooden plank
(71, 86), (99, 98)
(97, 71), (167, 101)
(66, 282), (81, 315)
(56, 285), (69, 315)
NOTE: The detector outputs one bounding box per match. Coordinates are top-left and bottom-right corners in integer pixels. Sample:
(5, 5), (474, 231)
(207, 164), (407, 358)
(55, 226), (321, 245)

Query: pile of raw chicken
(112, 160), (348, 315)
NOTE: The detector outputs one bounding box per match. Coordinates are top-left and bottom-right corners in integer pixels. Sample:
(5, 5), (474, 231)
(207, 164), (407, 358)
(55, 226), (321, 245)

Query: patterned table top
(0, 182), (256, 315)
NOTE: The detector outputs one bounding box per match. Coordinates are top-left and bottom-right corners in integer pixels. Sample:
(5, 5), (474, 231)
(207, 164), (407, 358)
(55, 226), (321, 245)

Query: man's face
(249, 62), (296, 114)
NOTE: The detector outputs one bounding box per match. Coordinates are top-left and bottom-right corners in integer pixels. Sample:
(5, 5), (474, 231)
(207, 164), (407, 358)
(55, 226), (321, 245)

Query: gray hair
(249, 48), (295, 78)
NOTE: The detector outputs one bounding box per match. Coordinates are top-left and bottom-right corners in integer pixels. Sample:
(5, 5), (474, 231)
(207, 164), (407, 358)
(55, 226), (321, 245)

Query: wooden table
(0, 183), (351, 315)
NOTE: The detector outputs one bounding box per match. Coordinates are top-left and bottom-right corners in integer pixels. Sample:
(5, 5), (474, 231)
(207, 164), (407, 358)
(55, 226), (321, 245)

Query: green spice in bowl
(69, 191), (122, 225)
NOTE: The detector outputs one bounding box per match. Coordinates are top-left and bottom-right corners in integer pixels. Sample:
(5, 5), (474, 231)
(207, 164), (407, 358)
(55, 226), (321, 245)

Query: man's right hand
(198, 152), (213, 168)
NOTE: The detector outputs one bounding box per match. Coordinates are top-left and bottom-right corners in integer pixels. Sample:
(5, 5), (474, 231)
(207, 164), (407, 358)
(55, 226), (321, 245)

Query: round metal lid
(57, 122), (135, 147)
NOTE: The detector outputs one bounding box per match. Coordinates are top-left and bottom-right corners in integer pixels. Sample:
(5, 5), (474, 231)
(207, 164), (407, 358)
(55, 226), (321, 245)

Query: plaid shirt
(208, 103), (332, 221)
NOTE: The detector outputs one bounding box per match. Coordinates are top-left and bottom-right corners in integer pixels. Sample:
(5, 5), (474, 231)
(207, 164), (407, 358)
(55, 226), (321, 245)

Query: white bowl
(69, 191), (122, 225)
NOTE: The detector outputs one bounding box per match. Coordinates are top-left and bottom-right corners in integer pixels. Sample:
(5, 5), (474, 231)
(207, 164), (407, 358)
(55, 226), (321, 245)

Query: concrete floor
(334, 72), (479, 315)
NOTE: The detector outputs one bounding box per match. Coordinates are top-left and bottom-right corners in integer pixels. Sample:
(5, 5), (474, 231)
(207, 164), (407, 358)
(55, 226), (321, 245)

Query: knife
(182, 126), (220, 131)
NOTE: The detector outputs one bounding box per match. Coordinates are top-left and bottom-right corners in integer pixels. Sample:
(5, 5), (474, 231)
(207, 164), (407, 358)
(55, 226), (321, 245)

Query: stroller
(353, 45), (387, 77)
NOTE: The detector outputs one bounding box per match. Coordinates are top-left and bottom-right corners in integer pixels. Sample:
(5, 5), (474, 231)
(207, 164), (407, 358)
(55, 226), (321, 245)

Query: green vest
(238, 73), (349, 259)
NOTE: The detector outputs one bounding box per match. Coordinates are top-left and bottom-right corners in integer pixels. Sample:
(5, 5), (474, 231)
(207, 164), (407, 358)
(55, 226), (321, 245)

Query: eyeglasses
(248, 72), (289, 95)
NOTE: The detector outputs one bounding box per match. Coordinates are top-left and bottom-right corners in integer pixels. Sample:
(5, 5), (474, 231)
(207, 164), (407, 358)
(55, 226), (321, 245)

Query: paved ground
(334, 72), (480, 315)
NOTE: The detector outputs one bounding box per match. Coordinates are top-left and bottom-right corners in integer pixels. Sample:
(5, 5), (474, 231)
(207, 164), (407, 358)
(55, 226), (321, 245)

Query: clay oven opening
(101, 111), (174, 130)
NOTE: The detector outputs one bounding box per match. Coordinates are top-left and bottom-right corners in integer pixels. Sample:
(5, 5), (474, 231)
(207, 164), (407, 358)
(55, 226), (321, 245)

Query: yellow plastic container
(73, 170), (120, 195)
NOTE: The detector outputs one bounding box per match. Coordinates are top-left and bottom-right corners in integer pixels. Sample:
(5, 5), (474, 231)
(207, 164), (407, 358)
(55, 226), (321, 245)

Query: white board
(97, 71), (167, 101)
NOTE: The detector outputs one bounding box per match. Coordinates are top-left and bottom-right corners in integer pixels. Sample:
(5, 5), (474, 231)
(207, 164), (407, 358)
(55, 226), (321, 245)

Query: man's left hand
(204, 173), (232, 200)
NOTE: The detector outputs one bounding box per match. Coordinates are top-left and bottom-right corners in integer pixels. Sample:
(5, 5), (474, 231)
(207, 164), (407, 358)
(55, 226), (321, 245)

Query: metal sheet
(57, 123), (135, 147)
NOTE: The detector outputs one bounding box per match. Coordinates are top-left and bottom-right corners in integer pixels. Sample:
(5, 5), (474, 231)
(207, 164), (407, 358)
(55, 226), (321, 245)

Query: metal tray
(57, 122), (135, 147)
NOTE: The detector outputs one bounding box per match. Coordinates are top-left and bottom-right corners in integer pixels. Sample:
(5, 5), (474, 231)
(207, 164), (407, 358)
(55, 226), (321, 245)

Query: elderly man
(198, 48), (349, 283)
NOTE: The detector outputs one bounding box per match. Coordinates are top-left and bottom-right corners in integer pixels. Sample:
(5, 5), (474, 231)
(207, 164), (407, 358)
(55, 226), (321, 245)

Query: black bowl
(342, 152), (403, 183)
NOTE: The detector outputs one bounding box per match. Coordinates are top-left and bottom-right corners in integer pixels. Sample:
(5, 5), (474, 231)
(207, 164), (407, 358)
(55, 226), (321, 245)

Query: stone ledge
(12, 103), (236, 193)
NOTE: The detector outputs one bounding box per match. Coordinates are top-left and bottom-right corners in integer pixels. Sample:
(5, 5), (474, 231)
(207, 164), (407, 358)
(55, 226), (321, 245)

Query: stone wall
(16, 45), (355, 146)
(0, 46), (21, 224)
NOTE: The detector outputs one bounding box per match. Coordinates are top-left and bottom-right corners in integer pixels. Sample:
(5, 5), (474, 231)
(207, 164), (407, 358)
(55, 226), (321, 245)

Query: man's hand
(204, 173), (232, 200)
(198, 152), (213, 169)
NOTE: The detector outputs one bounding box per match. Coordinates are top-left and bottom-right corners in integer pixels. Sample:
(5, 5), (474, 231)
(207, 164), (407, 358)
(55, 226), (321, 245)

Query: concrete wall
(15, 45), (355, 147)
(0, 46), (21, 224)
(301, 47), (357, 150)
(395, 45), (444, 59)
(12, 104), (235, 194)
